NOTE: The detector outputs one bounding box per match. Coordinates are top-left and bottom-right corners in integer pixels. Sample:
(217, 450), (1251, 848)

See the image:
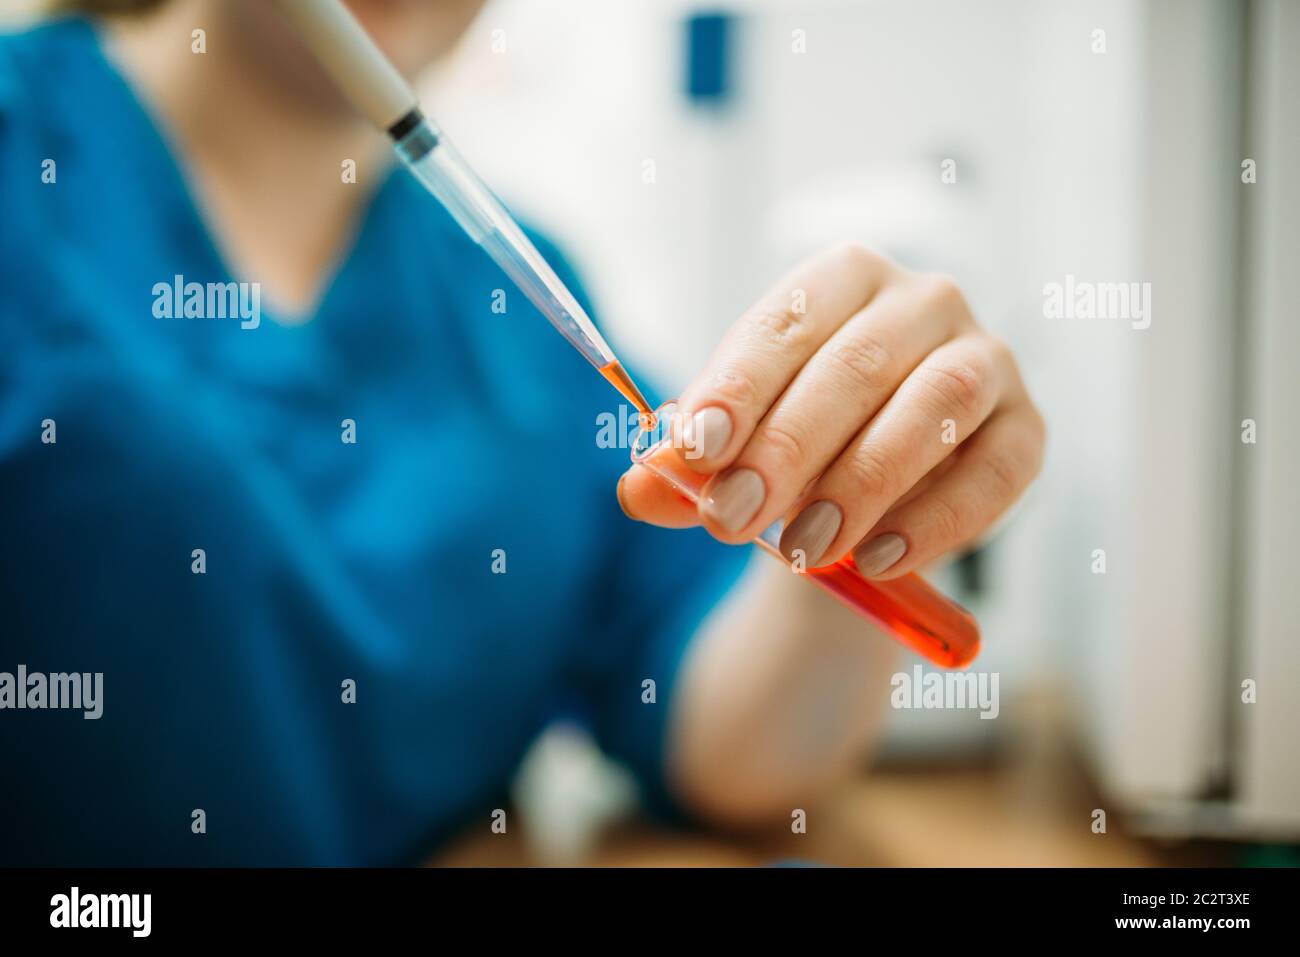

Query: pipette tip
(598, 360), (656, 430)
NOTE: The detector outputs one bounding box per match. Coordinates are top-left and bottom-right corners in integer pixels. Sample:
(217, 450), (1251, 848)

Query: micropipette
(271, 0), (981, 667)
(270, 0), (654, 422)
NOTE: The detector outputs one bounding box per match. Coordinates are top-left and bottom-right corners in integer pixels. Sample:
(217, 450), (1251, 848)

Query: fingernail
(702, 468), (765, 533)
(854, 533), (907, 577)
(686, 406), (732, 461)
(779, 500), (842, 566)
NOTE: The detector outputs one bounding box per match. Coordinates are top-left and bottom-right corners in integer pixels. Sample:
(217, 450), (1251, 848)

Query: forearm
(666, 558), (900, 826)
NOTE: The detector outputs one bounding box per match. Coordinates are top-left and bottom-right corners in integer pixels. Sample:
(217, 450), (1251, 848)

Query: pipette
(271, 0), (981, 667)
(270, 0), (655, 424)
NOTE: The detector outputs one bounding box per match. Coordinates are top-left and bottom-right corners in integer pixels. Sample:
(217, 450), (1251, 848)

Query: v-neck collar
(77, 16), (401, 329)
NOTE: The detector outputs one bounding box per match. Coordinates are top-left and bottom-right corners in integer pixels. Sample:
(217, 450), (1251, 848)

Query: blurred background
(422, 0), (1299, 866)
(5, 0), (1294, 866)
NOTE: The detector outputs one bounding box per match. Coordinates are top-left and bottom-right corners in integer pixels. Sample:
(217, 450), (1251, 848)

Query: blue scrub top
(0, 18), (747, 865)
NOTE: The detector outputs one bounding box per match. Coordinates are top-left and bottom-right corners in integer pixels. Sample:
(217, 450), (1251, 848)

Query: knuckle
(1022, 406), (1048, 474)
(824, 333), (892, 393)
(755, 419), (811, 475)
(982, 446), (1024, 501)
(984, 333), (1015, 369)
(916, 358), (987, 419)
(918, 272), (969, 318)
(746, 304), (810, 349)
(831, 241), (881, 274)
(927, 492), (968, 544)
(984, 333), (1026, 392)
(846, 444), (899, 501)
(707, 367), (761, 410)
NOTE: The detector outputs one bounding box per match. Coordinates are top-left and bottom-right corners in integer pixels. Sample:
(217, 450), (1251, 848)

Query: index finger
(674, 244), (894, 472)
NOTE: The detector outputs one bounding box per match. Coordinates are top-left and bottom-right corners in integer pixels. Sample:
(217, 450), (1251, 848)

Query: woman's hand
(618, 244), (1045, 579)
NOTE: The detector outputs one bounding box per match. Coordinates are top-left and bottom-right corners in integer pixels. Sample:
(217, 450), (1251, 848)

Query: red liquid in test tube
(631, 414), (981, 669)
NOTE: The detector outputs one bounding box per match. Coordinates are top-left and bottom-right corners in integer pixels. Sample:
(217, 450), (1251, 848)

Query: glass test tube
(631, 402), (982, 669)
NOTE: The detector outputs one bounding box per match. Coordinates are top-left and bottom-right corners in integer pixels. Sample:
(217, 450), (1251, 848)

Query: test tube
(632, 403), (981, 668)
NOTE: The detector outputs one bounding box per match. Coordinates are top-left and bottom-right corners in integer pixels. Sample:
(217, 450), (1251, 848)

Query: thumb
(617, 465), (701, 529)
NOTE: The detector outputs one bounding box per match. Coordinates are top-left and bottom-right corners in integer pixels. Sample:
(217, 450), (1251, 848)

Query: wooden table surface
(431, 767), (1171, 868)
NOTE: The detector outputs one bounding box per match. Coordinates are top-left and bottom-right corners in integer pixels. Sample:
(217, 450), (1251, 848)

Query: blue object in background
(684, 11), (734, 105)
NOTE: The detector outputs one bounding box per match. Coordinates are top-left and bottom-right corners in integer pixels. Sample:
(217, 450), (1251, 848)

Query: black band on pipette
(387, 108), (425, 141)
(389, 108), (439, 163)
